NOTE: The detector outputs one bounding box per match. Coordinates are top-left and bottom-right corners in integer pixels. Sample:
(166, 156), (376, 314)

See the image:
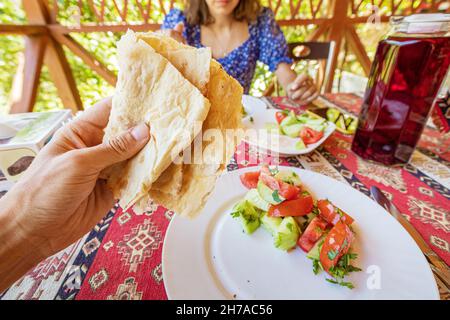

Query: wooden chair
(264, 41), (336, 96)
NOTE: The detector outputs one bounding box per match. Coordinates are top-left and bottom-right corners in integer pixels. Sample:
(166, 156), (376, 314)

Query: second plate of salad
(242, 107), (336, 156)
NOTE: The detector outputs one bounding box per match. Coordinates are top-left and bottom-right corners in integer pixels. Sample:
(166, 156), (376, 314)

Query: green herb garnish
(327, 249), (338, 260)
(230, 211), (240, 218)
(268, 166), (279, 176)
(326, 278), (355, 289)
(286, 223), (294, 232)
(312, 259), (323, 275)
(326, 252), (361, 289)
(272, 190), (283, 203)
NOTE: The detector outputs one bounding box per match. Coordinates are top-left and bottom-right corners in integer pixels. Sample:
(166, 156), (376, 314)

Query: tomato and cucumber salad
(268, 110), (328, 150)
(233, 166), (361, 289)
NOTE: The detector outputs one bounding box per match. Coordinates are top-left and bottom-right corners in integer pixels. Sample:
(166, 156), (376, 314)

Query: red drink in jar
(352, 14), (450, 165)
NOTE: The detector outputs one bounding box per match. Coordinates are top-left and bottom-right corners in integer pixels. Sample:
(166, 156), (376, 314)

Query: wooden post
(345, 27), (372, 76)
(9, 36), (47, 113)
(324, 0), (350, 93)
(15, 0), (83, 112)
(44, 36), (83, 112)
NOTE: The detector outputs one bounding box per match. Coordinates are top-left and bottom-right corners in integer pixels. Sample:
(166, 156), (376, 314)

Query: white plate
(242, 108), (336, 156)
(242, 95), (268, 116)
(162, 166), (438, 300)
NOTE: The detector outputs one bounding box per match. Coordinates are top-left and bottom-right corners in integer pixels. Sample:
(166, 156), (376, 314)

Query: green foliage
(0, 0), (439, 113)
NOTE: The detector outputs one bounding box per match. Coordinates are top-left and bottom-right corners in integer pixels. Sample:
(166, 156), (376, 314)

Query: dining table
(1, 93), (449, 300)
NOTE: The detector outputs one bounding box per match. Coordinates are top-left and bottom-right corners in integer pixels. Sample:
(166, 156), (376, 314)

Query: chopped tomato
(239, 171), (261, 189)
(275, 111), (287, 124)
(317, 199), (354, 225)
(299, 127), (324, 144)
(260, 168), (300, 200)
(319, 221), (354, 273)
(278, 183), (301, 200)
(268, 194), (313, 218)
(297, 216), (329, 252)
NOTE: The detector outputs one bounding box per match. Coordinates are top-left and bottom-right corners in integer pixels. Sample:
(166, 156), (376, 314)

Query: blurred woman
(162, 0), (318, 104)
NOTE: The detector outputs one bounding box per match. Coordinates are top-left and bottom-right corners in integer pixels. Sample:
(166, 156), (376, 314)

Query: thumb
(81, 123), (150, 170)
(174, 21), (184, 33)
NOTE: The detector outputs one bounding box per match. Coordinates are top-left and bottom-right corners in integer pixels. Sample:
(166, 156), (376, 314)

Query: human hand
(1, 97), (150, 261)
(159, 21), (186, 44)
(287, 74), (319, 105)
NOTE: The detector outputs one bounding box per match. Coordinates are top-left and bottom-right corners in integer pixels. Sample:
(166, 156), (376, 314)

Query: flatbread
(138, 32), (210, 95)
(104, 30), (211, 209)
(134, 33), (244, 217)
(137, 32), (212, 195)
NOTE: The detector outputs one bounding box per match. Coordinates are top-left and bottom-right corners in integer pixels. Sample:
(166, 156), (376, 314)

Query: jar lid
(403, 13), (450, 23)
(392, 14), (450, 34)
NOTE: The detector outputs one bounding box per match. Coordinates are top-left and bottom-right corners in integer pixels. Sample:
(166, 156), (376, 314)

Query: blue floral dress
(161, 7), (292, 93)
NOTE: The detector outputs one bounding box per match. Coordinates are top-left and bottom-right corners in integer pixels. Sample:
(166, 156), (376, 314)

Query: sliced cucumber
(305, 123), (325, 133)
(306, 236), (326, 260)
(280, 115), (297, 127)
(326, 108), (340, 123)
(273, 217), (301, 251)
(299, 116), (325, 126)
(295, 139), (307, 150)
(281, 123), (304, 138)
(274, 170), (302, 186)
(245, 188), (270, 211)
(261, 213), (282, 236)
(231, 200), (261, 234)
(257, 181), (285, 205)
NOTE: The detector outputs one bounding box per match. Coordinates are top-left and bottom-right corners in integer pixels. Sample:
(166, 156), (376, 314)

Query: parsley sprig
(308, 243), (361, 289)
(327, 252), (362, 289)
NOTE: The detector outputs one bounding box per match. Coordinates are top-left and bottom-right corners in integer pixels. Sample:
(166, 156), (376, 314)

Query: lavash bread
(134, 32), (244, 218)
(103, 30), (211, 210)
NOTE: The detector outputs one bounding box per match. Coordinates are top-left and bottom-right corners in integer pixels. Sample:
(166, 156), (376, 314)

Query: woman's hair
(184, 0), (262, 25)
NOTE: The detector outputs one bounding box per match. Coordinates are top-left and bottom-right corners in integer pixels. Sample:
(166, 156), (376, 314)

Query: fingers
(298, 84), (318, 102)
(52, 97), (113, 152)
(290, 85), (308, 101)
(288, 74), (309, 92)
(75, 97), (112, 129)
(288, 75), (318, 103)
(78, 123), (150, 171)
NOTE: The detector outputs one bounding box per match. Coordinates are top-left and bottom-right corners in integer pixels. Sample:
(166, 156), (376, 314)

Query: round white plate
(242, 95), (268, 116)
(242, 108), (336, 156)
(162, 166), (439, 300)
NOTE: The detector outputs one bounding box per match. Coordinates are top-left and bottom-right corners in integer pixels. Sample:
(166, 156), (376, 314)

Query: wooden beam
(44, 37), (83, 112)
(22, 0), (50, 24)
(345, 26), (372, 76)
(51, 32), (117, 86)
(48, 23), (161, 34)
(306, 22), (330, 41)
(278, 18), (330, 26)
(324, 0), (350, 92)
(9, 36), (47, 113)
(0, 24), (47, 35)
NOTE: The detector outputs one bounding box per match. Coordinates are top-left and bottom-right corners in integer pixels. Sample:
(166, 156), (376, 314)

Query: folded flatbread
(104, 30), (211, 209)
(134, 32), (244, 218)
(137, 32), (212, 196)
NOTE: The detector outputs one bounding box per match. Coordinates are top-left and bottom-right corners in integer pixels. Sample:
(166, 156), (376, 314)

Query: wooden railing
(1, 0), (449, 113)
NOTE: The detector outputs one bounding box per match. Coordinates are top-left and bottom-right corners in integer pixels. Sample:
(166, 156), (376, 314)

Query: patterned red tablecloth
(1, 94), (449, 300)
